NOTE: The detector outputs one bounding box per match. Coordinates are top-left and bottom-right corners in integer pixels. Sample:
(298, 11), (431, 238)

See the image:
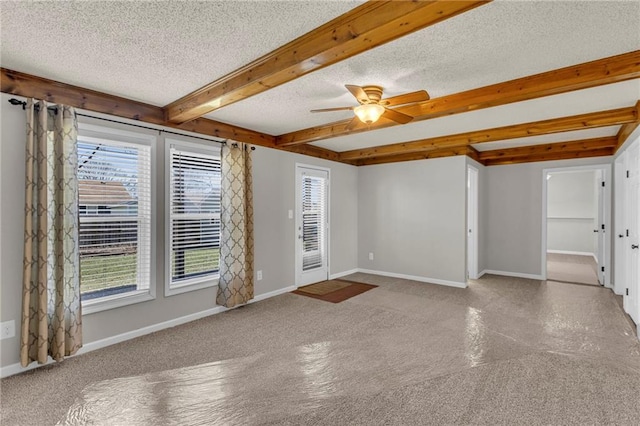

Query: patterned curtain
(216, 142), (254, 308)
(21, 99), (82, 367)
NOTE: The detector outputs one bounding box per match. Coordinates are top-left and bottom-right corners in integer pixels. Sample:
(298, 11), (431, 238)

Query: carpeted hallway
(546, 253), (600, 286)
(2, 273), (639, 425)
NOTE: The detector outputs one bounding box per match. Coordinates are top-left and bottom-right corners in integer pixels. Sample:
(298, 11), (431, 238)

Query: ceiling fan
(311, 84), (430, 129)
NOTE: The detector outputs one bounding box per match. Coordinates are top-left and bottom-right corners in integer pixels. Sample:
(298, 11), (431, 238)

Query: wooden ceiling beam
(1, 67), (276, 147)
(483, 147), (615, 166)
(353, 146), (472, 166)
(477, 137), (618, 161)
(615, 101), (640, 152)
(164, 0), (489, 124)
(277, 50), (640, 147)
(338, 105), (638, 161)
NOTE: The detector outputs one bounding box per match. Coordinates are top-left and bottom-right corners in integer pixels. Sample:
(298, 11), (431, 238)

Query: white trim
(329, 269), (359, 280)
(252, 285), (297, 302)
(482, 269), (544, 280)
(547, 249), (598, 261)
(477, 270), (487, 279)
(0, 285), (296, 378)
(164, 136), (221, 297)
(467, 165), (479, 280)
(542, 163), (612, 287)
(83, 291), (155, 315)
(357, 268), (467, 288)
(295, 163), (331, 287)
(76, 121), (157, 312)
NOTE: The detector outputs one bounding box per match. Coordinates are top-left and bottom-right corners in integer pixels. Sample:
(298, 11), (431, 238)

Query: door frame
(294, 163), (330, 288)
(467, 165), (479, 280)
(614, 151), (628, 296)
(541, 163), (612, 287)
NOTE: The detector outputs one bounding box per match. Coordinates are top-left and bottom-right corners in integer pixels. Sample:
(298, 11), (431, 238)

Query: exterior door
(295, 165), (329, 287)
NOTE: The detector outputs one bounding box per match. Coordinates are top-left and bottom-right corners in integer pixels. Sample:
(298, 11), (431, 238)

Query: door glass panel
(301, 175), (326, 271)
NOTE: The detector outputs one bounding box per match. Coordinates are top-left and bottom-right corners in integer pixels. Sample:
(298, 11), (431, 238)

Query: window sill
(82, 290), (155, 315)
(166, 276), (219, 297)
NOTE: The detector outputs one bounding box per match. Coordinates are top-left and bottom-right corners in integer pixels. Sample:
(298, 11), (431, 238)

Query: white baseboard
(252, 285), (297, 302)
(482, 269), (544, 280)
(475, 270), (487, 279)
(357, 268), (467, 289)
(329, 269), (359, 280)
(0, 285), (296, 379)
(547, 249), (597, 259)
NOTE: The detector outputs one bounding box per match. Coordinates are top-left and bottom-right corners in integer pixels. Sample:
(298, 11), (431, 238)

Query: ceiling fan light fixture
(354, 104), (385, 124)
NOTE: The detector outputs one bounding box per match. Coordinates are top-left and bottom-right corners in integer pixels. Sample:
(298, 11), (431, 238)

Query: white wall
(0, 93), (358, 368)
(484, 157), (612, 278)
(357, 156), (468, 286)
(546, 170), (598, 255)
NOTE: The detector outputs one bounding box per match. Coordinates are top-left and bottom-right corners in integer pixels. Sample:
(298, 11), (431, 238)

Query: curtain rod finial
(8, 98), (27, 110)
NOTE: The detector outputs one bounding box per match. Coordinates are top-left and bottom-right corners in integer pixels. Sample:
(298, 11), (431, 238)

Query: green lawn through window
(81, 248), (219, 294)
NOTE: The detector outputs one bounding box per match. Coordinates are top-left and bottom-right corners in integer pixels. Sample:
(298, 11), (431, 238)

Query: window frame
(78, 122), (157, 315)
(164, 137), (222, 297)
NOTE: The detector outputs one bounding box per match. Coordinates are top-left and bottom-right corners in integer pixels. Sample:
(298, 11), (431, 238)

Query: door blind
(301, 175), (326, 271)
(169, 148), (221, 285)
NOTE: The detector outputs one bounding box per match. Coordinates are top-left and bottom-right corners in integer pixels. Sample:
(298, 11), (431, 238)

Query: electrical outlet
(369, 252), (374, 261)
(257, 270), (263, 281)
(288, 210), (293, 219)
(1, 320), (15, 340)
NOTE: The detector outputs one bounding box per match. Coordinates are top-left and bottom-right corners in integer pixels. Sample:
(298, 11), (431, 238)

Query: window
(77, 123), (154, 312)
(166, 139), (221, 295)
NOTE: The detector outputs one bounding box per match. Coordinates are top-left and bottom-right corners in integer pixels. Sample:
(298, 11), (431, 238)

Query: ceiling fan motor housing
(361, 85), (384, 103)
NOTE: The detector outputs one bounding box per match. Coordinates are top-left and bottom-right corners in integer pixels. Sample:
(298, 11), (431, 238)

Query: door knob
(632, 244), (639, 249)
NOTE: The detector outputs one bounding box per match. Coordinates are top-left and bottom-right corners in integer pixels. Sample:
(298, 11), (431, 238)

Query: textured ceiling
(1, 0), (639, 155)
(0, 1), (363, 105)
(205, 0), (640, 136)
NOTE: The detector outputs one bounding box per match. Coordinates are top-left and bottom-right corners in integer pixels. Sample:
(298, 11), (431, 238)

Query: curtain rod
(7, 98), (255, 149)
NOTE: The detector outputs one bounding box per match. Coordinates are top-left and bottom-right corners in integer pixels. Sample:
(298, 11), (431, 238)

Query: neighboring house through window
(77, 122), (155, 313)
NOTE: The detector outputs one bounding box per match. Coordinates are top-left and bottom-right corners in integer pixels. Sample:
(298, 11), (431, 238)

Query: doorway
(295, 164), (329, 287)
(542, 165), (611, 286)
(467, 165), (479, 280)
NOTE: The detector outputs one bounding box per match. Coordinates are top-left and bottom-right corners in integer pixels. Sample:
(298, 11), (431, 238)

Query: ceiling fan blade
(346, 116), (366, 131)
(310, 106), (354, 113)
(345, 84), (370, 104)
(382, 90), (430, 107)
(382, 107), (413, 124)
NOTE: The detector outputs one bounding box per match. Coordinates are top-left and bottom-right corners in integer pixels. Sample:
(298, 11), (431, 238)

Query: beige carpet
(547, 252), (600, 286)
(2, 273), (639, 425)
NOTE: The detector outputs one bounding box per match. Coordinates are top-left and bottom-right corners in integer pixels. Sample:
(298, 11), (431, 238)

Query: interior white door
(614, 152), (627, 296)
(295, 166), (329, 287)
(467, 166), (479, 279)
(596, 171), (605, 285)
(624, 141), (639, 324)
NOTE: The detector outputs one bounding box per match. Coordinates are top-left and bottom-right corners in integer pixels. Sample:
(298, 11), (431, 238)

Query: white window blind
(301, 175), (326, 271)
(169, 147), (221, 287)
(77, 138), (151, 300)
